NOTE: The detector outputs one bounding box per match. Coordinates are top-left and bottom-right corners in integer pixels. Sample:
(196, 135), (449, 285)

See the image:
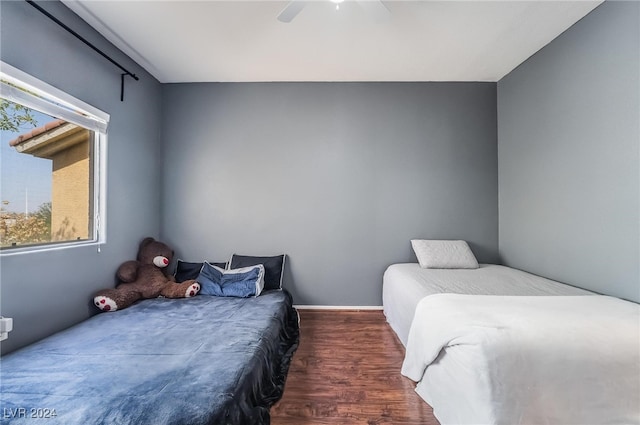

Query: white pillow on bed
(411, 240), (479, 269)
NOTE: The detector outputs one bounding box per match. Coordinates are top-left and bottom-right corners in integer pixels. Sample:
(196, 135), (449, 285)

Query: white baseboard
(294, 305), (383, 310)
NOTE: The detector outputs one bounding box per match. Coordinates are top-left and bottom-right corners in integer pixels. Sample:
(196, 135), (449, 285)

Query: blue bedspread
(0, 290), (299, 425)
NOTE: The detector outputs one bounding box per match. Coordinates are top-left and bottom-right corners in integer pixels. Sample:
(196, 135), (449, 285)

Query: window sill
(0, 240), (103, 257)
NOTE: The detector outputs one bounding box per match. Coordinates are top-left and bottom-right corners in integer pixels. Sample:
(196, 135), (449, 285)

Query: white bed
(401, 293), (640, 425)
(382, 263), (593, 347)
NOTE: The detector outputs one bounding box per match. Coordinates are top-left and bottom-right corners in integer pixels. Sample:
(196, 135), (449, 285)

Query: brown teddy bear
(93, 237), (200, 312)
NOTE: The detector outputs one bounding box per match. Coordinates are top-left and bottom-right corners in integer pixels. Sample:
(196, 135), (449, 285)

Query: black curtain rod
(25, 0), (139, 101)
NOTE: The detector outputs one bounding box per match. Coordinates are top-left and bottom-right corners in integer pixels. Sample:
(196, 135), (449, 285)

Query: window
(0, 62), (108, 253)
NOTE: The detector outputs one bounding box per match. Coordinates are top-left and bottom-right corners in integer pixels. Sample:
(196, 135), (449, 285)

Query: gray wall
(0, 1), (163, 354)
(498, 1), (639, 302)
(161, 82), (499, 305)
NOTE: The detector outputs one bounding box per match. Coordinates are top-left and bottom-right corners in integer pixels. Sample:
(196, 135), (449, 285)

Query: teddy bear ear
(139, 237), (155, 250)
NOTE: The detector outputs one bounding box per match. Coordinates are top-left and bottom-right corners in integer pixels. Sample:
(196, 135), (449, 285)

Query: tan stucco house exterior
(9, 119), (90, 241)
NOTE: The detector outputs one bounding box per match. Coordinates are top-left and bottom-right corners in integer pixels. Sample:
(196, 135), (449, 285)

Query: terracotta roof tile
(9, 119), (67, 147)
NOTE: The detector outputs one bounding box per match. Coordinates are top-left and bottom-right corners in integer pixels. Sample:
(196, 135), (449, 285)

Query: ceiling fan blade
(277, 0), (307, 23)
(355, 0), (390, 22)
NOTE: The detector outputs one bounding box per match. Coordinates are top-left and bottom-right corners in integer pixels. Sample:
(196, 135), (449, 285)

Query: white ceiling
(62, 0), (603, 83)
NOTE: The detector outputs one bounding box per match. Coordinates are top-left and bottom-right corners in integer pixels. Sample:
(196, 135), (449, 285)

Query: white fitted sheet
(382, 263), (592, 346)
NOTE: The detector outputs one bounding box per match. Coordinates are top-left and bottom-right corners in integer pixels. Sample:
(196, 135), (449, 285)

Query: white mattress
(382, 263), (593, 346)
(402, 294), (640, 425)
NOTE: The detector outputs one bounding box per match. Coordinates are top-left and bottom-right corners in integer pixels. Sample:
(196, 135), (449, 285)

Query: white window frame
(0, 61), (108, 255)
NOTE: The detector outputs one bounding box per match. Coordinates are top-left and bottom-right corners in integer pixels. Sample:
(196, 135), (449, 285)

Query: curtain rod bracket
(25, 0), (139, 102)
(120, 73), (125, 102)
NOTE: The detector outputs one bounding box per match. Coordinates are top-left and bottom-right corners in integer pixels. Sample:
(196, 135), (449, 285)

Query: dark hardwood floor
(271, 309), (440, 425)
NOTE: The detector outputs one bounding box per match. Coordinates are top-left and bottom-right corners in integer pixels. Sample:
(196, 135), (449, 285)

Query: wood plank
(271, 310), (440, 425)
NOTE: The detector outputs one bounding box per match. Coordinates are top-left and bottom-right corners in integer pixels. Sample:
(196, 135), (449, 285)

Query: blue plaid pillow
(197, 262), (265, 297)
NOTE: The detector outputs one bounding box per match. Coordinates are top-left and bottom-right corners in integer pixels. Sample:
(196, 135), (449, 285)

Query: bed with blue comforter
(0, 290), (299, 425)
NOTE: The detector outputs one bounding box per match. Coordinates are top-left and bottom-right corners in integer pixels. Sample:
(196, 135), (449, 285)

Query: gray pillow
(174, 259), (227, 282)
(229, 254), (286, 291)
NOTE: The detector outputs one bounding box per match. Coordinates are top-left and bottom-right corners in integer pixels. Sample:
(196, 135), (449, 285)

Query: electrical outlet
(0, 317), (13, 341)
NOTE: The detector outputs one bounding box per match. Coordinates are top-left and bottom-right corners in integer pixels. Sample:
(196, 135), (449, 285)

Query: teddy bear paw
(94, 295), (118, 312)
(185, 283), (200, 298)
